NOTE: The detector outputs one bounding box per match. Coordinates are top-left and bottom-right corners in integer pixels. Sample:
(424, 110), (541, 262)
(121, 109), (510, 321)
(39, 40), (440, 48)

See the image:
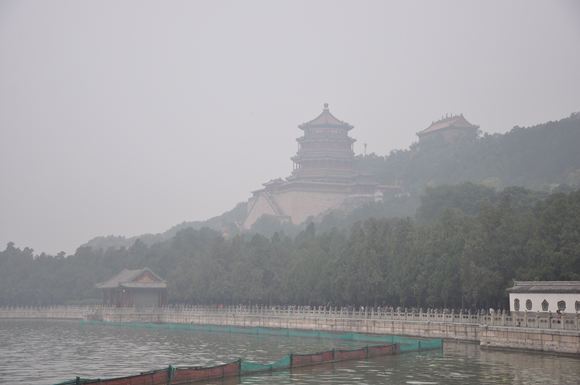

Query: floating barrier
(53, 321), (442, 385)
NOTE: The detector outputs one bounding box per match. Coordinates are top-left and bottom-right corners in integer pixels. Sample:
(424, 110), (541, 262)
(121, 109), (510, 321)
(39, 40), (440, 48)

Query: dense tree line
(2, 186), (578, 312)
(3, 114), (578, 308)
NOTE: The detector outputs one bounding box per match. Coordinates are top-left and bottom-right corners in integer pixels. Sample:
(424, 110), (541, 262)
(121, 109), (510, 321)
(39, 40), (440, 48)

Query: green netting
(344, 333), (392, 343)
(213, 326), (232, 332)
(56, 323), (442, 385)
(256, 328), (285, 335)
(79, 320), (441, 350)
(399, 341), (420, 352)
(393, 336), (418, 344)
(240, 354), (291, 374)
(418, 339), (442, 349)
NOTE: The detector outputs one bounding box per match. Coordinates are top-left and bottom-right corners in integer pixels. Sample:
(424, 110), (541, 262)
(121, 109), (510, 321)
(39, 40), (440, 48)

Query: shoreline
(2, 307), (579, 355)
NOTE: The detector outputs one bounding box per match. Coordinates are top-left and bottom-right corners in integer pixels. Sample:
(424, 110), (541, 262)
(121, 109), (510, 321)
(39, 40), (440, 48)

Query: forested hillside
(81, 202), (248, 250)
(359, 112), (580, 194)
(3, 113), (578, 311)
(80, 112), (580, 250)
(2, 187), (578, 311)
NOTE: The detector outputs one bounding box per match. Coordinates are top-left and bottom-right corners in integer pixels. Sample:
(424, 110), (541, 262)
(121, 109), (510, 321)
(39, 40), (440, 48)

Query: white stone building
(507, 281), (580, 313)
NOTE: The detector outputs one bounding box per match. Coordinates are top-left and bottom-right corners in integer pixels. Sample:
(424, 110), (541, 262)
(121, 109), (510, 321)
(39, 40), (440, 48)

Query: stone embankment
(2, 305), (579, 355)
(0, 305), (100, 321)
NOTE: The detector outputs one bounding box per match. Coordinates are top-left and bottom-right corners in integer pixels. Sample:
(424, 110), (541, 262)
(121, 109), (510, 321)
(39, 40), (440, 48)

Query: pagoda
(243, 104), (401, 229)
(288, 103), (357, 183)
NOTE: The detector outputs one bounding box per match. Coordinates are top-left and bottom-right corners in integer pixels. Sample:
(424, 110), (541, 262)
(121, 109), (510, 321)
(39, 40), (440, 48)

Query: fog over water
(1, 1), (579, 255)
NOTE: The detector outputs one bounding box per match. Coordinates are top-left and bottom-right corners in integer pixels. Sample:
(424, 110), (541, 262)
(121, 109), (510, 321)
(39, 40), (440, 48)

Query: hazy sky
(1, 1), (579, 255)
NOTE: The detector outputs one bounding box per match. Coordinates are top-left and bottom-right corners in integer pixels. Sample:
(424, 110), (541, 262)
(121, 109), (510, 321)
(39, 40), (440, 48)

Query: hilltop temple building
(416, 113), (479, 144)
(243, 104), (401, 229)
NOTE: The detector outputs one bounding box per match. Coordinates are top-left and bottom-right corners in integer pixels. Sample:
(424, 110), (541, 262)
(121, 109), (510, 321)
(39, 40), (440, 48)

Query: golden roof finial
(324, 103), (329, 110)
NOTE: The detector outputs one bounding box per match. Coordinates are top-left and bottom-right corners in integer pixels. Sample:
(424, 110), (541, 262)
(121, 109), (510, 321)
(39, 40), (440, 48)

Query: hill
(247, 111), (580, 235)
(81, 112), (580, 249)
(81, 202), (247, 250)
(359, 112), (580, 194)
(3, 187), (579, 310)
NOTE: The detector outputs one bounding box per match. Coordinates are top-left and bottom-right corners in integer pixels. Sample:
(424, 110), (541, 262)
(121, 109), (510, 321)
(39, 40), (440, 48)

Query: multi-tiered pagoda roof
(289, 104), (357, 183)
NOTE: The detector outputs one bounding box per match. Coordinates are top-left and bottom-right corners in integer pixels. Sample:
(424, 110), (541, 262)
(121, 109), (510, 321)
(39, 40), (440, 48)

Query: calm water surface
(0, 320), (578, 384)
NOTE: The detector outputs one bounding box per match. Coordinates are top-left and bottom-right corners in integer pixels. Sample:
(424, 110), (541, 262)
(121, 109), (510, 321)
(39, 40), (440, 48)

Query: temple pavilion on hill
(416, 113), (479, 144)
(288, 103), (358, 183)
(95, 268), (168, 308)
(243, 104), (401, 229)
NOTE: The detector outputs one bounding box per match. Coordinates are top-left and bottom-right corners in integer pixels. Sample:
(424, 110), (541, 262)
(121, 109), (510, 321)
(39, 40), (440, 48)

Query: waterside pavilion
(95, 268), (168, 308)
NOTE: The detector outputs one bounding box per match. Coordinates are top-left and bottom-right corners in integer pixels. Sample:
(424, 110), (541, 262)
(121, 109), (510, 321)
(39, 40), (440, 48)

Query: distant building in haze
(417, 113), (479, 144)
(96, 267), (168, 308)
(243, 104), (401, 229)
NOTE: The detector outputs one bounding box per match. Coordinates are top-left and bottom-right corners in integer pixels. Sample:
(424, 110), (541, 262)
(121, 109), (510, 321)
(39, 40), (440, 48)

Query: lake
(0, 320), (578, 384)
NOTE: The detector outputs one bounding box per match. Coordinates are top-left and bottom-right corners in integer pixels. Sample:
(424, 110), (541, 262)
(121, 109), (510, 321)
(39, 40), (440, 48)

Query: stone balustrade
(2, 304), (579, 354)
(1, 305), (578, 331)
(149, 305), (580, 331)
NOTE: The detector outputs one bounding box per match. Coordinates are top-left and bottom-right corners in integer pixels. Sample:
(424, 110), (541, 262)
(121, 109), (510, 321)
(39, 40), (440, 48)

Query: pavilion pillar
(102, 291), (107, 306)
(165, 290), (168, 306)
(129, 291), (133, 308)
(158, 292), (161, 308)
(121, 290), (125, 307)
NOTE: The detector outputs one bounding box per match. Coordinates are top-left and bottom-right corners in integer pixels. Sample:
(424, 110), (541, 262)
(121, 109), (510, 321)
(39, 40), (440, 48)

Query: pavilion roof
(506, 281), (580, 294)
(95, 267), (166, 290)
(299, 104), (354, 130)
(262, 178), (285, 187)
(417, 114), (478, 137)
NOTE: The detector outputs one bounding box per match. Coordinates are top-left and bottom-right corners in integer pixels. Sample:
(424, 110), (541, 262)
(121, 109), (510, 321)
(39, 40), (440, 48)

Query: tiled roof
(507, 281), (580, 294)
(119, 282), (167, 289)
(95, 268), (166, 290)
(417, 115), (478, 136)
(299, 104), (353, 130)
(263, 178), (284, 186)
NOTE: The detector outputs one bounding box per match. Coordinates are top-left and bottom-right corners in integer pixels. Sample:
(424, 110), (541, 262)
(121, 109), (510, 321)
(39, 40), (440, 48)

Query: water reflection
(0, 320), (578, 385)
